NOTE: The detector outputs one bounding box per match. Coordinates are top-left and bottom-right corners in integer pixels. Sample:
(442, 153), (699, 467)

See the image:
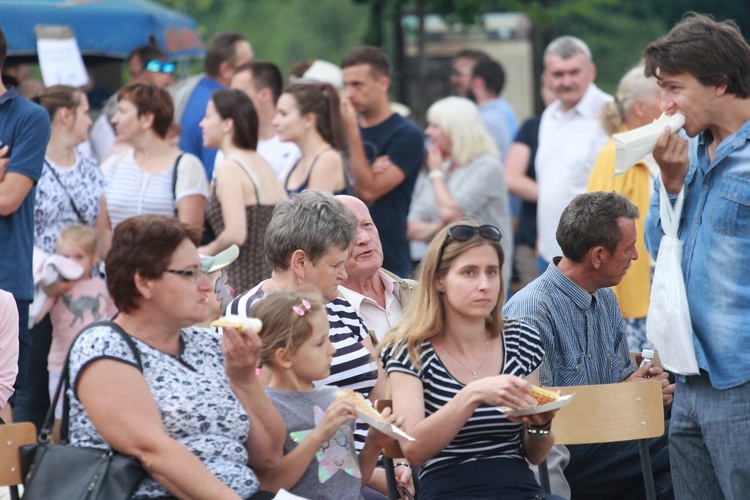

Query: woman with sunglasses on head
(67, 215), (284, 499)
(407, 96), (513, 286)
(96, 83), (208, 258)
(272, 83), (351, 196)
(379, 220), (563, 499)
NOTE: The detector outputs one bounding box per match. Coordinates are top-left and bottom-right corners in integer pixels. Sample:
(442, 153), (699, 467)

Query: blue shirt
(179, 76), (220, 179)
(644, 122), (750, 390)
(361, 113), (424, 278)
(498, 97), (519, 139)
(503, 260), (636, 387)
(0, 88), (50, 299)
(478, 98), (512, 162)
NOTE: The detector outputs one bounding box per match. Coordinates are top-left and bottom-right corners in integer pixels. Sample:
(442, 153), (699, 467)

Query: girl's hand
(222, 326), (262, 387)
(468, 374), (538, 409)
(312, 398), (358, 442)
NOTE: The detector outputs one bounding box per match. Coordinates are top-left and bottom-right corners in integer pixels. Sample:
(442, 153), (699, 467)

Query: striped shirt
(226, 281), (378, 449)
(503, 259), (636, 388)
(380, 318), (543, 478)
(102, 148), (208, 227)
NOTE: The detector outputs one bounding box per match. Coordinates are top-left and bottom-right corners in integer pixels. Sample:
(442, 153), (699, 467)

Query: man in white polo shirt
(535, 36), (612, 273)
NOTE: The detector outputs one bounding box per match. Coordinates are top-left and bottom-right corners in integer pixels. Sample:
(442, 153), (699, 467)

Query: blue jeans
(9, 298), (30, 407)
(670, 370), (750, 499)
(12, 313), (51, 430)
(564, 427), (673, 499)
(536, 256), (549, 276)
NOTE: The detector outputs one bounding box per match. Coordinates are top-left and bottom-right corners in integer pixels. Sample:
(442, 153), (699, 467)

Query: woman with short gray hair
(225, 190), (385, 451)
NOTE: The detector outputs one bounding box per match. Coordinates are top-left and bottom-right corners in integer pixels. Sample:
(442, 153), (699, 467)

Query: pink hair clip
(292, 298), (312, 316)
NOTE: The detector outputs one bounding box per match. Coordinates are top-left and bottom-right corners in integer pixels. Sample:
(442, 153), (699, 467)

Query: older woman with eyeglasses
(407, 96), (513, 287)
(67, 215), (284, 499)
(379, 219), (562, 499)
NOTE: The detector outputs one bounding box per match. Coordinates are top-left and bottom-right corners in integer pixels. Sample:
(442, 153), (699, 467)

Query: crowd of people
(1, 10), (749, 499)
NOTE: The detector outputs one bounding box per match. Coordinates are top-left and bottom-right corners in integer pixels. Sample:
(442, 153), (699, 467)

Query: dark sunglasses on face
(145, 59), (176, 74)
(437, 224), (502, 264)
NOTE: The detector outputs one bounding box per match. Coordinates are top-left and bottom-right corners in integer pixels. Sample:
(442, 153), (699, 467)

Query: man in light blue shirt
(643, 13), (750, 499)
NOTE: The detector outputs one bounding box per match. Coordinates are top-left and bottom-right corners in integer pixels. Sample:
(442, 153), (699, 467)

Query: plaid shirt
(504, 259), (636, 387)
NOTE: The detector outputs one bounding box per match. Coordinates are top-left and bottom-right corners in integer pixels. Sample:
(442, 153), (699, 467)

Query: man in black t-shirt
(340, 46), (424, 278)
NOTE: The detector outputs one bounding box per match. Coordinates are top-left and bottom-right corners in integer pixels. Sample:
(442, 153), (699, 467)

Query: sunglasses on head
(437, 224), (502, 264)
(145, 59), (176, 74)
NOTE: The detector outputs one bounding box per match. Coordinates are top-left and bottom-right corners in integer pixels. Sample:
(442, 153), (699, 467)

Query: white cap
(289, 60), (343, 89)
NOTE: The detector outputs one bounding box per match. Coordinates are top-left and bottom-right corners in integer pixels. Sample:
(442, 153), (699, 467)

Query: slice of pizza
(529, 385), (560, 406)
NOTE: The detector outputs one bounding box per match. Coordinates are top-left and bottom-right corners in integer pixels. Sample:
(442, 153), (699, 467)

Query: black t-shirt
(513, 116), (540, 247)
(360, 113), (424, 277)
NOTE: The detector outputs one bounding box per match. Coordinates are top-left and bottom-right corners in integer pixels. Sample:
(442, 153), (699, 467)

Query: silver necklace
(440, 339), (490, 379)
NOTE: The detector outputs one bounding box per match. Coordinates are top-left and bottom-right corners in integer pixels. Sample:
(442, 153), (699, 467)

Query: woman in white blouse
(96, 83), (208, 256)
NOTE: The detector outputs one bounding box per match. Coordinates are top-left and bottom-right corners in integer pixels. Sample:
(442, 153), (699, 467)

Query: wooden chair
(0, 422), (36, 500)
(375, 400), (418, 500)
(538, 380), (665, 500)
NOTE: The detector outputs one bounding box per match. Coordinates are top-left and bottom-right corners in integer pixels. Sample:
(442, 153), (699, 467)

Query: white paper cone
(613, 113), (685, 175)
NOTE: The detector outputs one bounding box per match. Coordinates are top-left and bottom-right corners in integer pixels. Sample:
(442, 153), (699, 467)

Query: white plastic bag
(646, 179), (700, 375)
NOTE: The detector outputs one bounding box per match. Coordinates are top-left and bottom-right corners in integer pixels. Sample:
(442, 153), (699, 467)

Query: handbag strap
(172, 153), (184, 217)
(39, 321), (143, 444)
(44, 160), (87, 225)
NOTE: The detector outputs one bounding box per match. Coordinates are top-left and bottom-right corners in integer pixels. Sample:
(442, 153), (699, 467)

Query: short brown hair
(341, 46), (390, 78)
(236, 60), (283, 103)
(251, 291), (326, 367)
(644, 13), (750, 98)
(106, 215), (200, 313)
(117, 83), (174, 139)
(556, 191), (639, 263)
(205, 31), (247, 77)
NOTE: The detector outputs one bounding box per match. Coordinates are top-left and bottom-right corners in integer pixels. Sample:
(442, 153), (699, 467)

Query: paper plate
(355, 409), (416, 442)
(497, 393), (575, 417)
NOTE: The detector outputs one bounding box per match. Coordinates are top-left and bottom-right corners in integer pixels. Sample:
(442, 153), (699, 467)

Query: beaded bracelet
(394, 461), (411, 469)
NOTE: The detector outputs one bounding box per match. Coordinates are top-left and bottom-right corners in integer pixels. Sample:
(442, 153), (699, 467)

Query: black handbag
(20, 321), (148, 499)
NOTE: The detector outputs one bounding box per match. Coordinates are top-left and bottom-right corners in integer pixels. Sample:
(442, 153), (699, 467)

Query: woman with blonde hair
(587, 65), (662, 351)
(380, 219), (561, 499)
(407, 96), (513, 286)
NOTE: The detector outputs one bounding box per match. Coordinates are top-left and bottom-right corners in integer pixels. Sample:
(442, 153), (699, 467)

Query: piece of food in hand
(529, 385), (560, 406)
(336, 389), (384, 421)
(211, 315), (262, 332)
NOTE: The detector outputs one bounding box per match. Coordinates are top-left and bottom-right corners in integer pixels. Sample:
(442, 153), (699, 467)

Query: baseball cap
(200, 245), (239, 274)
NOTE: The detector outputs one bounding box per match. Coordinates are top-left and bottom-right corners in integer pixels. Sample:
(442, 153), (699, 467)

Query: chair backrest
(547, 380), (664, 445)
(0, 422), (36, 486)
(375, 400), (403, 459)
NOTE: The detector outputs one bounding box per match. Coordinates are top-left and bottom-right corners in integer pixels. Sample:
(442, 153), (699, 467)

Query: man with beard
(504, 191), (675, 499)
(534, 36), (612, 274)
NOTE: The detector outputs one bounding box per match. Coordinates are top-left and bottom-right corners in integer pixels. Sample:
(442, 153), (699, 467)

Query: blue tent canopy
(1, 0), (204, 61)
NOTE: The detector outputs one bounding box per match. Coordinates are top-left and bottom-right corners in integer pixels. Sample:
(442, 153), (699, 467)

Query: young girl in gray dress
(252, 292), (401, 499)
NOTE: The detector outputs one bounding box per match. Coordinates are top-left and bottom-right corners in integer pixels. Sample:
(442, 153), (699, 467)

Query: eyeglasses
(165, 267), (207, 283)
(145, 59), (176, 74)
(437, 224), (502, 264)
